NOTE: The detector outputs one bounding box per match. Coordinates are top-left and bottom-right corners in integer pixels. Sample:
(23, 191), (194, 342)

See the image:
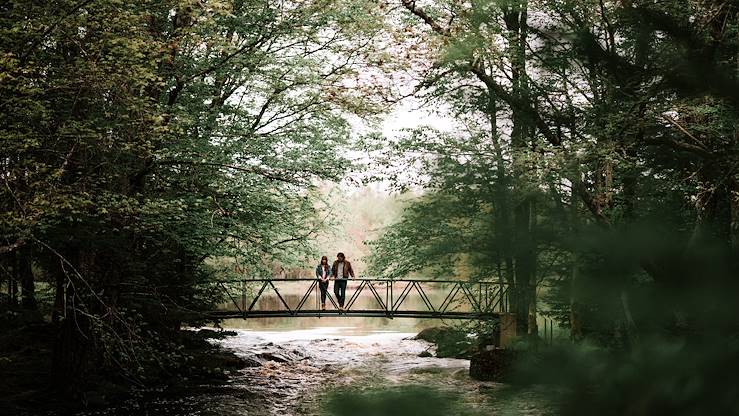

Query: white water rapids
(206, 325), (548, 415)
(74, 324), (552, 415)
(212, 327), (471, 415)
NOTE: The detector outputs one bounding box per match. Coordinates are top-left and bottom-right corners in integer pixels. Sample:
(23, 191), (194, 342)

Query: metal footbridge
(207, 278), (510, 320)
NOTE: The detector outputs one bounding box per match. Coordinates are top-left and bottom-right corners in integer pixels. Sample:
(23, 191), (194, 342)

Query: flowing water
(72, 284), (554, 415)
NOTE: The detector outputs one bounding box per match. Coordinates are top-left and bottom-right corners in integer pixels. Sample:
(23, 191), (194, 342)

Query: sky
(342, 96), (460, 194)
(380, 97), (457, 137)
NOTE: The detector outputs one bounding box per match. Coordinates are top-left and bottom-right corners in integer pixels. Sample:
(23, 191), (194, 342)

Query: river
(72, 283), (553, 415)
(72, 321), (552, 415)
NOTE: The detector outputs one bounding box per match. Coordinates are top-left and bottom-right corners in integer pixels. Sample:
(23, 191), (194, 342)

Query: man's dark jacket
(331, 260), (355, 279)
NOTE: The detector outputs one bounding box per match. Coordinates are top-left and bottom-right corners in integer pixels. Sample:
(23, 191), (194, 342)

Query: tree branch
(401, 0), (451, 36)
(401, 0), (561, 146)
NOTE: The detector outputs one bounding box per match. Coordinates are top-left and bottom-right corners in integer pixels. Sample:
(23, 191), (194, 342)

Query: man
(331, 252), (355, 310)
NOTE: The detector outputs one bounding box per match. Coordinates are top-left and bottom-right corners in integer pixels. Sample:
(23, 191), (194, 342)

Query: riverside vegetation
(2, 0), (739, 415)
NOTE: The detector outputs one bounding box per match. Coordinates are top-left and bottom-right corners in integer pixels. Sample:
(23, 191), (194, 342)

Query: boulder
(241, 356), (263, 367)
(414, 326), (474, 359)
(414, 326), (456, 343)
(255, 352), (291, 363)
(469, 347), (519, 382)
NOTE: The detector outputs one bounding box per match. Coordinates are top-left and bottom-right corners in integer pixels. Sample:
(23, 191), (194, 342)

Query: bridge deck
(206, 310), (500, 319)
(206, 278), (510, 320)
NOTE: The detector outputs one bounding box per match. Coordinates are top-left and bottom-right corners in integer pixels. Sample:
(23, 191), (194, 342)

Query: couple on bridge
(314, 252), (355, 310)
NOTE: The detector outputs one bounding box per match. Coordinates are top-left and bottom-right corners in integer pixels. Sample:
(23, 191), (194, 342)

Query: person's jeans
(334, 279), (348, 307)
(318, 280), (329, 304)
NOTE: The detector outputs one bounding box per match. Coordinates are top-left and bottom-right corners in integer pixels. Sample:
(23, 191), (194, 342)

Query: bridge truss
(207, 278), (510, 320)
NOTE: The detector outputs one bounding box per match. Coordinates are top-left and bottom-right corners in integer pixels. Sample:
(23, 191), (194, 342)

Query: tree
(1, 0), (386, 392)
(368, 0), (738, 343)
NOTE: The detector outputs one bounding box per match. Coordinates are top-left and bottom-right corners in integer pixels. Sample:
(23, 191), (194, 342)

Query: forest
(1, 0), (738, 415)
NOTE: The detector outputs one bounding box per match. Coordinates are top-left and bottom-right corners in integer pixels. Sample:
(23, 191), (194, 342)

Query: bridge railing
(206, 278), (510, 319)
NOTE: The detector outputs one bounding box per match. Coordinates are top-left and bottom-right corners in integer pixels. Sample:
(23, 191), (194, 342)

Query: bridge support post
(499, 313), (517, 348)
(241, 280), (247, 312)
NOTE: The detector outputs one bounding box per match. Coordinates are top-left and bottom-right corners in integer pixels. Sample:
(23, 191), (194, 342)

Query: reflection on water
(221, 316), (438, 333)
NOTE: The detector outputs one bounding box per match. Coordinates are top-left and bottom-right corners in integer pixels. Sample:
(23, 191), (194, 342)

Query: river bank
(0, 319), (247, 416)
(2, 317), (555, 416)
(64, 326), (553, 416)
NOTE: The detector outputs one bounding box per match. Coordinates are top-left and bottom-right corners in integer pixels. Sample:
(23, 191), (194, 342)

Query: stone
(414, 326), (474, 359)
(256, 352), (291, 363)
(469, 347), (519, 382)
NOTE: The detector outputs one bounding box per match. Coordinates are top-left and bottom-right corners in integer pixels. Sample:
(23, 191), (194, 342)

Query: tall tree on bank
(1, 0), (385, 391)
(369, 0), (562, 338)
(367, 0), (738, 343)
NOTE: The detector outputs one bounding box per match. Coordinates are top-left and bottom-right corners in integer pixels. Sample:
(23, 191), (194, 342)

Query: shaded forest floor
(0, 307), (250, 415)
(0, 313), (60, 415)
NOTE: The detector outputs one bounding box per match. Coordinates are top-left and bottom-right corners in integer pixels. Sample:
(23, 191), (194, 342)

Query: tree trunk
(513, 199), (536, 337)
(10, 253), (18, 306)
(487, 84), (515, 289)
(730, 179), (739, 273)
(504, 0), (537, 339)
(53, 308), (92, 395)
(52, 258), (66, 324)
(689, 166), (734, 279)
(51, 247), (94, 393)
(19, 246), (36, 310)
(569, 165), (584, 341)
(569, 254), (583, 341)
(620, 289), (640, 349)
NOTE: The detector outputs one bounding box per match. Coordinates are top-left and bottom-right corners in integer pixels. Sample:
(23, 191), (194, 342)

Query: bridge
(206, 278), (510, 320)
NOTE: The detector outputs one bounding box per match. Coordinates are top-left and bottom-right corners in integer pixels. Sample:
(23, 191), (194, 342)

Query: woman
(315, 256), (332, 310)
